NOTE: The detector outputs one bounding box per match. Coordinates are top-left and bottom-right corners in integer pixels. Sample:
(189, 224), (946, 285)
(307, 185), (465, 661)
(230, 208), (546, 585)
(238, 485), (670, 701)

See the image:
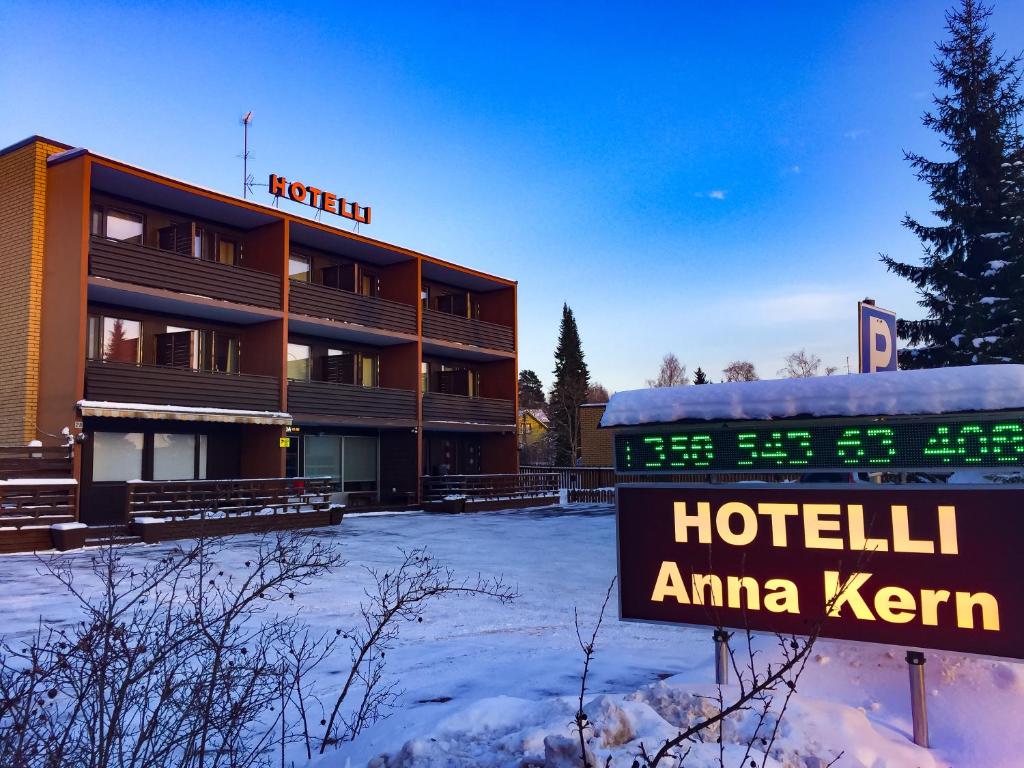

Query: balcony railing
(85, 360), (281, 412)
(421, 473), (558, 503)
(287, 380), (417, 421)
(288, 280), (417, 335)
(422, 392), (515, 425)
(422, 309), (514, 352)
(89, 236), (282, 309)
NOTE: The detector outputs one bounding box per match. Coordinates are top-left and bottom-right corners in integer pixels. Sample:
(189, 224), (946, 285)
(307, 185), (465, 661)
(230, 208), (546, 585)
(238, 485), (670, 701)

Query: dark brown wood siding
(422, 309), (514, 352)
(287, 380), (416, 420)
(288, 280), (416, 335)
(85, 361), (281, 411)
(89, 237), (282, 309)
(422, 392), (515, 424)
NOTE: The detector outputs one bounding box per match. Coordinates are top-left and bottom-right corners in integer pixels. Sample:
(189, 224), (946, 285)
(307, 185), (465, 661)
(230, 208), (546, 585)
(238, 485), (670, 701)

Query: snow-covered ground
(2, 504), (1022, 767)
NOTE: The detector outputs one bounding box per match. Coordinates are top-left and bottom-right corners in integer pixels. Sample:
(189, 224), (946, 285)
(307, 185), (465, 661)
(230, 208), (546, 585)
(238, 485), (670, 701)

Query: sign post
(906, 651), (929, 747)
(858, 301), (898, 373)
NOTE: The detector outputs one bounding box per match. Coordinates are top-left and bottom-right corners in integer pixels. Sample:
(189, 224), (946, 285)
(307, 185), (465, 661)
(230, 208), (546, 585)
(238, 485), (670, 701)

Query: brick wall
(579, 403), (615, 467)
(0, 139), (65, 444)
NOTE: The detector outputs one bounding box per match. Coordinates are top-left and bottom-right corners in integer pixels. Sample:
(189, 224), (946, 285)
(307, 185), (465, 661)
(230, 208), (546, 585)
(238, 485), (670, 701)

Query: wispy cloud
(843, 128), (867, 140)
(695, 189), (727, 200)
(788, 164), (801, 174)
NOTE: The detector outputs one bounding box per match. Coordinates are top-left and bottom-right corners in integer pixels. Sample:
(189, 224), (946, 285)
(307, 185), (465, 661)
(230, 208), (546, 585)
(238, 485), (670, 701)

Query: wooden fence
(0, 446), (73, 480)
(0, 479), (77, 527)
(422, 473), (559, 503)
(126, 477), (340, 522)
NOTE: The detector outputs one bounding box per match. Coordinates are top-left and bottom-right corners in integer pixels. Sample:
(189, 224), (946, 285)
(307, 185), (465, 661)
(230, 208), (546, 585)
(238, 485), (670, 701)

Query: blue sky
(3, 0), (1023, 393)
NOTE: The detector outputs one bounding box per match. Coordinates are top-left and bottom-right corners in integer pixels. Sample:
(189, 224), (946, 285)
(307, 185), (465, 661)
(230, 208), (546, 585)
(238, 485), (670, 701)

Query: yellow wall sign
(279, 437), (291, 448)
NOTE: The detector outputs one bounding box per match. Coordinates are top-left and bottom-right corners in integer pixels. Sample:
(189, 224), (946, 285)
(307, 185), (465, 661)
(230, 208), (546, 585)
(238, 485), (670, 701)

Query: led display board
(614, 416), (1024, 473)
(617, 484), (1024, 660)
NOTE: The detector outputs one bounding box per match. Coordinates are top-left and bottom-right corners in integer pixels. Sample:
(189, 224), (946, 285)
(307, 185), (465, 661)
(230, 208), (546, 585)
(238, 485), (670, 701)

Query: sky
(3, 0), (1024, 394)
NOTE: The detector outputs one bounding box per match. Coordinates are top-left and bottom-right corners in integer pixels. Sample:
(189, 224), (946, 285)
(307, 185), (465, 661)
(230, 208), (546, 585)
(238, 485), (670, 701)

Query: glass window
(91, 317), (141, 363)
(360, 354), (377, 388)
(194, 330), (238, 373)
(153, 433), (197, 481)
(105, 210), (144, 244)
(289, 254), (310, 282)
(91, 207), (103, 237)
(343, 436), (377, 491)
(198, 435), (208, 480)
(304, 435), (341, 480)
(216, 237), (237, 266)
(194, 227), (206, 260)
(92, 432), (144, 482)
(287, 343), (311, 381)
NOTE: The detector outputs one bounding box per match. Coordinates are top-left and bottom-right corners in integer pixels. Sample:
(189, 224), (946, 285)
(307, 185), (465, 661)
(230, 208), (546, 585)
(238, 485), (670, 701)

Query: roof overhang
(77, 401), (291, 426)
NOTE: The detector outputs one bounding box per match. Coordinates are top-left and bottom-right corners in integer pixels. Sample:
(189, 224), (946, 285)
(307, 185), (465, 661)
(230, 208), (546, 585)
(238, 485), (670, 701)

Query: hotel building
(0, 136), (518, 524)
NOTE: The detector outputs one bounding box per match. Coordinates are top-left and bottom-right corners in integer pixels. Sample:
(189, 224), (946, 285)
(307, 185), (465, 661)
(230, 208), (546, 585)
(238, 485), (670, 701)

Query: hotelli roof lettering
(268, 173), (371, 224)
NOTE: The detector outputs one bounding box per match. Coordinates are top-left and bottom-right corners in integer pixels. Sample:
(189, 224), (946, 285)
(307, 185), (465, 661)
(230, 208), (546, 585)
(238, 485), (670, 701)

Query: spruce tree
(692, 367), (709, 385)
(547, 304), (590, 465)
(881, 0), (1024, 367)
(518, 370), (546, 409)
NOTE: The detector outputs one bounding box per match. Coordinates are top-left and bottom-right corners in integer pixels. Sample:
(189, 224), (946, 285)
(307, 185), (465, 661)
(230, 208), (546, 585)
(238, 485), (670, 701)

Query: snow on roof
(519, 408), (549, 426)
(600, 364), (1024, 427)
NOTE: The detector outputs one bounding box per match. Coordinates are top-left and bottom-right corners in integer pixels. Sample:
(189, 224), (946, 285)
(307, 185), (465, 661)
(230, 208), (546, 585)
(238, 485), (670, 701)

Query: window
(299, 435), (377, 491)
(316, 348), (377, 386)
(153, 433), (208, 480)
(87, 315), (141, 364)
(343, 436), (377, 491)
(359, 271), (380, 298)
(105, 210), (144, 244)
(360, 354), (377, 388)
(304, 435), (341, 480)
(289, 254), (311, 282)
(215, 236), (238, 266)
(199, 330), (238, 373)
(287, 343), (311, 381)
(92, 432), (144, 482)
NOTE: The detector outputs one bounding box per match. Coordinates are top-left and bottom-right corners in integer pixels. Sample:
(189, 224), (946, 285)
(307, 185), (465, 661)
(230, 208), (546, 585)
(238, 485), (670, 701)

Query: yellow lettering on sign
(651, 561), (690, 603)
(763, 579), (799, 614)
(726, 576), (761, 610)
(955, 592), (1000, 631)
(716, 502), (757, 546)
(673, 501), (711, 543)
(846, 504), (889, 552)
(691, 573), (723, 606)
(891, 505), (934, 553)
(824, 570), (875, 621)
(756, 503), (798, 546)
(874, 586), (917, 624)
(804, 504), (843, 550)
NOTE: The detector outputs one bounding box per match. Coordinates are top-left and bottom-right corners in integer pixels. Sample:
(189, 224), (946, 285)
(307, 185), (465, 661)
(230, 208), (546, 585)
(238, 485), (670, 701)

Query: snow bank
(363, 680), (937, 768)
(601, 365), (1024, 427)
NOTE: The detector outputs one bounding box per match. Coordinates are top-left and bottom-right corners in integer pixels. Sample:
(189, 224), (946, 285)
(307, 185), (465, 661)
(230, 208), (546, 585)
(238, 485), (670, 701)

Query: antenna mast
(241, 111), (253, 198)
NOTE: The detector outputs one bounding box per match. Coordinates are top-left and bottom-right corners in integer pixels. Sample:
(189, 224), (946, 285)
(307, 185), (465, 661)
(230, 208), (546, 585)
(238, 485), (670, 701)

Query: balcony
(422, 392), (515, 425)
(89, 237), (282, 309)
(289, 280), (417, 336)
(85, 361), (281, 412)
(422, 309), (514, 352)
(288, 380), (417, 421)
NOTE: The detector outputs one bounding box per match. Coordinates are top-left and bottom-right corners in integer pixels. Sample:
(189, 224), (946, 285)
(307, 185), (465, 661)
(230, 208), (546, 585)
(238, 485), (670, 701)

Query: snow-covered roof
(600, 364), (1024, 427)
(77, 401), (292, 426)
(519, 408), (549, 426)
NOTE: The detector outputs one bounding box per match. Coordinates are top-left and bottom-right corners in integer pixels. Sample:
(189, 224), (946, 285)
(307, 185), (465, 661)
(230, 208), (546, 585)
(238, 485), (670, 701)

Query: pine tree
(692, 367), (709, 385)
(518, 370), (546, 409)
(881, 0), (1024, 367)
(547, 304), (590, 465)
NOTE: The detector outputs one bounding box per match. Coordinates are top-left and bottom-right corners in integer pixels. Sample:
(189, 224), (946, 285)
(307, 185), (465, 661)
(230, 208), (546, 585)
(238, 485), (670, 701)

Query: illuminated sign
(614, 416), (1024, 473)
(859, 302), (898, 373)
(268, 173), (371, 224)
(617, 484), (1024, 659)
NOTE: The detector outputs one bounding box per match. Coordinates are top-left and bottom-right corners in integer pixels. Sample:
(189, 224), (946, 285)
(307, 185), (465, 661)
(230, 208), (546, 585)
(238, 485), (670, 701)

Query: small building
(517, 408), (550, 464)
(579, 403), (615, 467)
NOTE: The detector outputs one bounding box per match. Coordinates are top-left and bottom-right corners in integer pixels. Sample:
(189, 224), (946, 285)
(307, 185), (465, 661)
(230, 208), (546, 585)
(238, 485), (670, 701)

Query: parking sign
(858, 302), (898, 372)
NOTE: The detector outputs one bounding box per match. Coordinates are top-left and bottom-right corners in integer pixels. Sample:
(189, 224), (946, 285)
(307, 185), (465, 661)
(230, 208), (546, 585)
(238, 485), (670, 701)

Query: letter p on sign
(859, 303), (898, 373)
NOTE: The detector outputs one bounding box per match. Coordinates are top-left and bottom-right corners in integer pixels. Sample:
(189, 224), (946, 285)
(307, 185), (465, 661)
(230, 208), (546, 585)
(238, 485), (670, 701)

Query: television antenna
(240, 111), (257, 199)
